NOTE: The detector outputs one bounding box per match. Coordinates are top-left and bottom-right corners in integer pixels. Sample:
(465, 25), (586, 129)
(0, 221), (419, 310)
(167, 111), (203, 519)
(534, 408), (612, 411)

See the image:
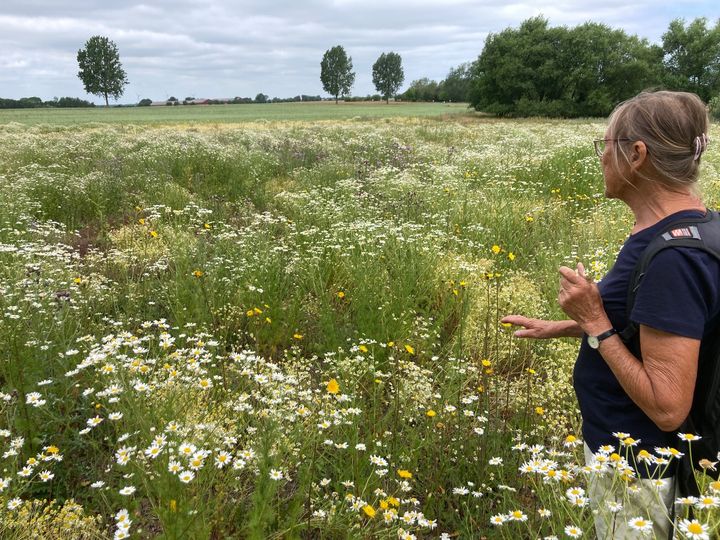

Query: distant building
(148, 98), (231, 106)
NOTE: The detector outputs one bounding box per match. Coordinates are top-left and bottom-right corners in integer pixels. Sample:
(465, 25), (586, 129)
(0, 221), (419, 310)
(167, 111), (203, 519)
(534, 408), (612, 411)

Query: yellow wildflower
(326, 379), (340, 395)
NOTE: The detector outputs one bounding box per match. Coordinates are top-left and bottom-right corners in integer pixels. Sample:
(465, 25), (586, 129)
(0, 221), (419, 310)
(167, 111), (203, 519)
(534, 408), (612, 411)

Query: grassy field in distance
(0, 100), (470, 125)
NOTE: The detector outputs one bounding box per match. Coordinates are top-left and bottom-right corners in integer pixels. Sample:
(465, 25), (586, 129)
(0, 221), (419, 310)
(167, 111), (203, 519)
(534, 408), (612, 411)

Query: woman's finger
(501, 315), (528, 326)
(559, 266), (580, 283)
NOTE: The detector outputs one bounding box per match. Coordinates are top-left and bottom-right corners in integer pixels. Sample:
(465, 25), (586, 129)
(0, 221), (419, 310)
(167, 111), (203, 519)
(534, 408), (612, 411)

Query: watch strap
(594, 328), (617, 342)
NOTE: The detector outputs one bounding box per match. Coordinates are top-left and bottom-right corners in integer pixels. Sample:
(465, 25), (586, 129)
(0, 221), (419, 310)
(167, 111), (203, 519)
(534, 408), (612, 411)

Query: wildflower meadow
(0, 112), (719, 539)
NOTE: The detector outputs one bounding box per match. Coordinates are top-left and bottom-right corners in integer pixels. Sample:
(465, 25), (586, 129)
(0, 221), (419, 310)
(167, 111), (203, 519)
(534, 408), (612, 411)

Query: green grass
(0, 101), (470, 125)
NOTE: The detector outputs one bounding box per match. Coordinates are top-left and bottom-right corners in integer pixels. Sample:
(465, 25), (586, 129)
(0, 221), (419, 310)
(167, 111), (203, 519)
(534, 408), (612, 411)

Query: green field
(0, 113), (718, 539)
(0, 101), (470, 125)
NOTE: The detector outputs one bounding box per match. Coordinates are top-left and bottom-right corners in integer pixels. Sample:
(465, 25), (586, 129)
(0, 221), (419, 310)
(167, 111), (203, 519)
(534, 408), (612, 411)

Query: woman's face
(600, 130), (631, 201)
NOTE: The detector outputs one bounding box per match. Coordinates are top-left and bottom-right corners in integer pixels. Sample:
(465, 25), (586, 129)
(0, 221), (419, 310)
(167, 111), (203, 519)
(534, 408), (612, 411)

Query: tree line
(388, 17), (720, 117)
(0, 96), (95, 109)
(137, 95), (325, 106)
(320, 46), (472, 104)
(320, 16), (720, 116)
(467, 16), (720, 117)
(400, 63), (472, 103)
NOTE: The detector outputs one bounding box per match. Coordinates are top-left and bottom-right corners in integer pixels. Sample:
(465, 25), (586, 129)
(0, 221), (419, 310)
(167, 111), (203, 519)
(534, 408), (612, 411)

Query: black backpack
(619, 210), (720, 496)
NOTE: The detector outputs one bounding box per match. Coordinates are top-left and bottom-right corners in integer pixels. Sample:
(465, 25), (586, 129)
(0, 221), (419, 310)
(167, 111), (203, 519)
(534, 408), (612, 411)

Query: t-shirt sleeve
(631, 247), (720, 339)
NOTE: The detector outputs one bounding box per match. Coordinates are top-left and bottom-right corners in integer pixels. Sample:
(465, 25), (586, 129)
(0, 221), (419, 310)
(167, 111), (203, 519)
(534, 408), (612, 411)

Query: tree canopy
(76, 36), (128, 107)
(320, 45), (355, 103)
(662, 17), (720, 102)
(439, 63), (472, 103)
(372, 52), (405, 103)
(469, 17), (663, 117)
(402, 78), (440, 102)
(400, 64), (473, 103)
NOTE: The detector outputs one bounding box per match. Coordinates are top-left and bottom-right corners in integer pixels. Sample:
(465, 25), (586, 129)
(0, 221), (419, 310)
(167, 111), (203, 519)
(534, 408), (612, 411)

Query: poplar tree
(320, 45), (355, 104)
(77, 36), (128, 107)
(372, 52), (404, 103)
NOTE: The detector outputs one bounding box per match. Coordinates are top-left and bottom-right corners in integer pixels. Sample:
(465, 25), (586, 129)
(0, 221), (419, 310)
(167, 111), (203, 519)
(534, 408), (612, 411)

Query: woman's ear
(629, 140), (648, 170)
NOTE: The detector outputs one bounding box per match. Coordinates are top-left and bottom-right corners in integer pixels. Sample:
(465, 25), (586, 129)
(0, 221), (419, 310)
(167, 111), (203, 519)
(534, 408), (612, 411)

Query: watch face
(588, 335), (600, 349)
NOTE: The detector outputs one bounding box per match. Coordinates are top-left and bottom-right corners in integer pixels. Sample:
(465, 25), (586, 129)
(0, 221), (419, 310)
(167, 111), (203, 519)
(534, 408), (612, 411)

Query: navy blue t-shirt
(573, 210), (720, 474)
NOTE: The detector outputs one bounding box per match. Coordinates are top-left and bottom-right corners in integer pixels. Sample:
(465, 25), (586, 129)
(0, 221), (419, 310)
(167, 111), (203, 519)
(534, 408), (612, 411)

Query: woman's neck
(627, 189), (705, 234)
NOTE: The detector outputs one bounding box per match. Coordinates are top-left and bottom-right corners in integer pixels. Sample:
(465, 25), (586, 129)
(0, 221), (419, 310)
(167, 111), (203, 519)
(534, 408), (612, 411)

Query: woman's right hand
(501, 315), (560, 339)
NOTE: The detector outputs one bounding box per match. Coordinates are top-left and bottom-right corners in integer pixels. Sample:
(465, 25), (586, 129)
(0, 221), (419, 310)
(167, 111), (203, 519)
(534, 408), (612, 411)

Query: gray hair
(607, 91), (709, 194)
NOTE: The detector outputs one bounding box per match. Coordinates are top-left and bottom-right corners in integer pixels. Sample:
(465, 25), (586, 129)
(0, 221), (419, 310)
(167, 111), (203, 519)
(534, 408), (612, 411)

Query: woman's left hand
(557, 263), (611, 334)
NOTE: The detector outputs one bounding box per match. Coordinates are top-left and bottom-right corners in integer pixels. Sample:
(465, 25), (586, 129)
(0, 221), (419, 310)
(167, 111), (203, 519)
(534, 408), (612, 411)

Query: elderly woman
(503, 91), (719, 539)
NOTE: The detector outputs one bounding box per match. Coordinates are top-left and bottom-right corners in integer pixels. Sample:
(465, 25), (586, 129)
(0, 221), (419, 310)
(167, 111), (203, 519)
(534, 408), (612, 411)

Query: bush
(709, 96), (720, 120)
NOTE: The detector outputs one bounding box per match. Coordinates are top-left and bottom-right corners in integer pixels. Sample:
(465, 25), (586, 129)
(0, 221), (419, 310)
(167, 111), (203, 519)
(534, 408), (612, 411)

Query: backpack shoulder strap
(619, 210), (720, 343)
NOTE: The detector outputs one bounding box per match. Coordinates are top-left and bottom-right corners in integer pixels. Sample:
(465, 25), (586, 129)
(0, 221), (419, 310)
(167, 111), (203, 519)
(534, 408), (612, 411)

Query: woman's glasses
(593, 138), (631, 157)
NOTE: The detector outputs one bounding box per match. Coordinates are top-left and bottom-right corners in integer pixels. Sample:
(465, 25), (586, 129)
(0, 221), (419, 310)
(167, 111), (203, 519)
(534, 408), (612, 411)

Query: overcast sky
(0, 1), (717, 104)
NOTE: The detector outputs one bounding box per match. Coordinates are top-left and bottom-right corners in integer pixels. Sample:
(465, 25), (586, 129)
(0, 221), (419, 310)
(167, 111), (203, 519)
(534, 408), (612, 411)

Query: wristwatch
(587, 328), (617, 349)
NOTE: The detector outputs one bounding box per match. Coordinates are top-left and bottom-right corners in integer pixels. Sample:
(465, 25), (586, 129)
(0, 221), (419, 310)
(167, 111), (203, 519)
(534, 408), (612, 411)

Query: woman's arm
(558, 263), (699, 431)
(500, 315), (583, 339)
(590, 326), (699, 431)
